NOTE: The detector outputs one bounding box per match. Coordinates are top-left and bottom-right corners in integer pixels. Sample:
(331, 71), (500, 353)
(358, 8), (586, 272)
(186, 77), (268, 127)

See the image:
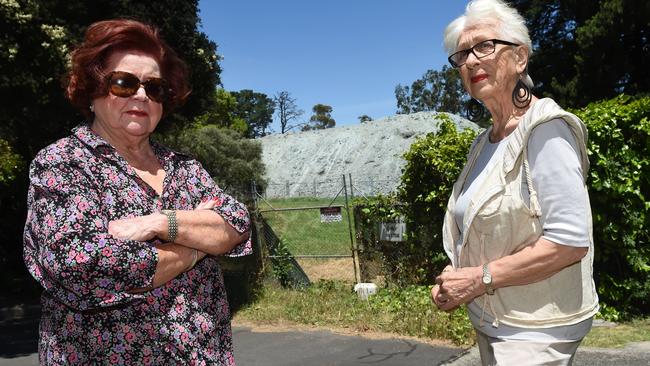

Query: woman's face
(455, 25), (522, 104)
(91, 51), (164, 138)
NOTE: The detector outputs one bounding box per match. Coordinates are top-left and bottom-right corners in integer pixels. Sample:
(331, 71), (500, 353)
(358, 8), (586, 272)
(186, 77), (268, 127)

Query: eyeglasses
(106, 71), (170, 103)
(448, 39), (519, 68)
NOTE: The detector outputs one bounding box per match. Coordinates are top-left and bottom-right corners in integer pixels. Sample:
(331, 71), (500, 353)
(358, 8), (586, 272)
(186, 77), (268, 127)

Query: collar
(71, 123), (179, 169)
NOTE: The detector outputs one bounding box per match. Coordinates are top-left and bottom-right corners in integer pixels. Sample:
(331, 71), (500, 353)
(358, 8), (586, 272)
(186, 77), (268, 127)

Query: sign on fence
(320, 206), (343, 223)
(379, 217), (406, 242)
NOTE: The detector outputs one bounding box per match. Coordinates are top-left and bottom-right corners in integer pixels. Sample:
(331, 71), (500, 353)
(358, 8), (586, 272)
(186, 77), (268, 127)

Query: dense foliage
(231, 89), (276, 138)
(512, 0), (649, 108)
(195, 88), (248, 135)
(573, 94), (650, 317)
(0, 138), (23, 186)
(164, 125), (267, 200)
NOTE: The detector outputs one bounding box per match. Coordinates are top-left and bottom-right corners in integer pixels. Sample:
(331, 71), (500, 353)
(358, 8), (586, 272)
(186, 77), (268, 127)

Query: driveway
(1, 303), (648, 365)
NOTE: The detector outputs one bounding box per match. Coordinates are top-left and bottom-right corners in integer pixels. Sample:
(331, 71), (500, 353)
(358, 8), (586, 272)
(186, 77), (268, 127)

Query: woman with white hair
(430, 0), (599, 364)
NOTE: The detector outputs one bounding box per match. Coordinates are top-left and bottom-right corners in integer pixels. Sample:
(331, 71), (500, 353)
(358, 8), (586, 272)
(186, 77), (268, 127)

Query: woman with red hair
(23, 19), (251, 365)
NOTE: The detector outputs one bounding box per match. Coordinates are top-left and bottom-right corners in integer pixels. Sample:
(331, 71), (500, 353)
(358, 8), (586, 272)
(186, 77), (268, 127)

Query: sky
(198, 1), (468, 131)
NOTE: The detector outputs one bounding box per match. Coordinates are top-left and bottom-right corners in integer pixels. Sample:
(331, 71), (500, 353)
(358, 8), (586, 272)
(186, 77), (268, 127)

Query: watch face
(482, 275), (491, 284)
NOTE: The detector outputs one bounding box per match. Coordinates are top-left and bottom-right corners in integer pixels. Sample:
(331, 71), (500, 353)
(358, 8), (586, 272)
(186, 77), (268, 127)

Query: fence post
(285, 182), (290, 197)
(313, 179), (317, 197)
(251, 180), (258, 212)
(343, 174), (362, 284)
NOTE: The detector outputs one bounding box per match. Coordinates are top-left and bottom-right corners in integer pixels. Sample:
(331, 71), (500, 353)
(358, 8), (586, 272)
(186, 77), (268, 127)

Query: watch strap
(482, 263), (495, 295)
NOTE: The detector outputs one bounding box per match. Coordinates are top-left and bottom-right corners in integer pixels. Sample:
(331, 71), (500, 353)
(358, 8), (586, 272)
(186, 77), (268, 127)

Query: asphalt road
(1, 303), (648, 365)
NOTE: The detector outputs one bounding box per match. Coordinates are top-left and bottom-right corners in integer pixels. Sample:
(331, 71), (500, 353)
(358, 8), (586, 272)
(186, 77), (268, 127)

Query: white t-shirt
(453, 118), (593, 341)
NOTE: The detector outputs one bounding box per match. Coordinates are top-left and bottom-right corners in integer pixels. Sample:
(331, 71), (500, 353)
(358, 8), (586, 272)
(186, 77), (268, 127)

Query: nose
(133, 85), (148, 101)
(464, 50), (480, 69)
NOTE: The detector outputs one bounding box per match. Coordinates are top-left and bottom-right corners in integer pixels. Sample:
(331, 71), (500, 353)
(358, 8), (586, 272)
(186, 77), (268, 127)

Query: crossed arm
(109, 198), (250, 291)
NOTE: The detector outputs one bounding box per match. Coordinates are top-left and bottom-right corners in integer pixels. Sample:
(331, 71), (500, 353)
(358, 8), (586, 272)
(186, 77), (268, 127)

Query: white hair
(443, 0), (534, 88)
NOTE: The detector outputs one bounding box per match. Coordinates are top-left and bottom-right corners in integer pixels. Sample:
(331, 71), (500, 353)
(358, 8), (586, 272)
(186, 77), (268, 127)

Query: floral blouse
(23, 124), (251, 365)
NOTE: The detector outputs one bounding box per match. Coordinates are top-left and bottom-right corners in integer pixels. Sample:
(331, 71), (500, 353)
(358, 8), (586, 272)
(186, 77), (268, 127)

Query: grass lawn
(258, 197), (355, 256)
(583, 318), (650, 348)
(235, 280), (650, 349)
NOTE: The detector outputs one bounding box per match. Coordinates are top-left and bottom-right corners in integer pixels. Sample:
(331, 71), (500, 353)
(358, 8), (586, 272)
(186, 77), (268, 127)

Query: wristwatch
(482, 263), (495, 295)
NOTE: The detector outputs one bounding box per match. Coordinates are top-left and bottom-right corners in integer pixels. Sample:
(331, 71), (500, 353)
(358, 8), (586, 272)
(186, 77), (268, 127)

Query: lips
(126, 110), (148, 117)
(471, 74), (488, 83)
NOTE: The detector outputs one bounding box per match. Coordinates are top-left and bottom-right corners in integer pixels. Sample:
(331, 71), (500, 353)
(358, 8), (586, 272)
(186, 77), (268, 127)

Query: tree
(231, 89), (276, 138)
(395, 65), (489, 126)
(510, 0), (649, 107)
(168, 125), (266, 199)
(395, 65), (466, 115)
(302, 104), (336, 131)
(273, 91), (304, 133)
(358, 115), (373, 123)
(195, 88), (248, 135)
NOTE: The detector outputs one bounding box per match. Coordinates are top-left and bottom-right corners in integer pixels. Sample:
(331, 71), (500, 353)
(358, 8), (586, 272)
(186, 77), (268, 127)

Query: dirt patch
(296, 257), (356, 282)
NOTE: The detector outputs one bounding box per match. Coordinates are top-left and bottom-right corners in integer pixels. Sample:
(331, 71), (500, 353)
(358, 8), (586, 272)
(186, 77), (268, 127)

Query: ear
(514, 46), (529, 74)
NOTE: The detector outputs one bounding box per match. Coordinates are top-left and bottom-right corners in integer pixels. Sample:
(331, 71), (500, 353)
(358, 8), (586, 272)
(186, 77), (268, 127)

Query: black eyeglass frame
(105, 71), (171, 103)
(448, 39), (520, 68)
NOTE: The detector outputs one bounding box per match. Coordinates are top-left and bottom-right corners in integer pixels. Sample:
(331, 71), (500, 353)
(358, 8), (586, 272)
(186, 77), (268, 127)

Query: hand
(109, 213), (163, 241)
(432, 266), (483, 312)
(195, 197), (219, 210)
(109, 197), (220, 242)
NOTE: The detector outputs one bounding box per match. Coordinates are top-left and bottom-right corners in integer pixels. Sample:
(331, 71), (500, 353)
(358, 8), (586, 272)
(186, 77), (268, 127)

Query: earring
(512, 78), (532, 108)
(464, 98), (486, 122)
(89, 104), (95, 113)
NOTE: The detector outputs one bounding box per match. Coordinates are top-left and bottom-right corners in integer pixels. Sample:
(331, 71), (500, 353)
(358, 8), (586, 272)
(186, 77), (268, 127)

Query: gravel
(258, 112), (477, 198)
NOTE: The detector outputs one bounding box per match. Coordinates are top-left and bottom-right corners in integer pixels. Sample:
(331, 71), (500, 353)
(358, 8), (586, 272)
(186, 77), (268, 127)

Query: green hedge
(573, 94), (649, 317)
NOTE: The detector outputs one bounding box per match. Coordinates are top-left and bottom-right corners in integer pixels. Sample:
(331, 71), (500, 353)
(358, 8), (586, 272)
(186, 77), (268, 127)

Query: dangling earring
(464, 98), (486, 122)
(512, 78), (532, 108)
(89, 104), (95, 113)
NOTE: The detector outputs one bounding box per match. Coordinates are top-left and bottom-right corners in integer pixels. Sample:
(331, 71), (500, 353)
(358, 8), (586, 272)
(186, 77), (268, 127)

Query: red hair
(66, 19), (190, 119)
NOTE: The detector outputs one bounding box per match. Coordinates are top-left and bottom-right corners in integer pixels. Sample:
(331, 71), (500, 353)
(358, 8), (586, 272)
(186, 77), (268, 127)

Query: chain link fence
(262, 177), (399, 199)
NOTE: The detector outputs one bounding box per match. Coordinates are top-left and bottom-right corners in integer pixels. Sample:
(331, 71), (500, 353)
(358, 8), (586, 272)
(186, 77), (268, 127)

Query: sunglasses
(106, 71), (170, 103)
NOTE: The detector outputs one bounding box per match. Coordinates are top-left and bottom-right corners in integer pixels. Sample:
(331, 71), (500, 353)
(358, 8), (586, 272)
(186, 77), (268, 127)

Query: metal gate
(254, 175), (361, 287)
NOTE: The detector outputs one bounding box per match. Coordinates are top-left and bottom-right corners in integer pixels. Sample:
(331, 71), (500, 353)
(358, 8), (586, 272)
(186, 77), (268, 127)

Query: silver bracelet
(161, 210), (178, 242)
(185, 249), (198, 272)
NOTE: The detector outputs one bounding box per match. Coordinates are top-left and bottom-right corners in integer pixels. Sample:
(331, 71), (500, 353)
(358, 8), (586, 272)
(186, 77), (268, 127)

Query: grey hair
(443, 0), (534, 88)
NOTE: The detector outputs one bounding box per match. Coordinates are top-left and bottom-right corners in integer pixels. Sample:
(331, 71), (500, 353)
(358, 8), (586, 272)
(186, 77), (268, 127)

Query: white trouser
(476, 330), (583, 366)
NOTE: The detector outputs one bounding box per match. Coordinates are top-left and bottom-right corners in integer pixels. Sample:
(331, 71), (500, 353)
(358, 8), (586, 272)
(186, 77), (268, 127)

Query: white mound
(258, 112), (477, 198)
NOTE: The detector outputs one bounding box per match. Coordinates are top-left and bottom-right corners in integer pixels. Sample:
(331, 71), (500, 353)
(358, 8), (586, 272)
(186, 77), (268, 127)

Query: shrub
(396, 114), (478, 284)
(161, 124), (267, 201)
(353, 114), (478, 285)
(573, 94), (650, 317)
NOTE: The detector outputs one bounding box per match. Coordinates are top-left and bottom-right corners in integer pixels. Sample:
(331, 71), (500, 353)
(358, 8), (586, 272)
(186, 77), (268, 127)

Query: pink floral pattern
(23, 124), (251, 365)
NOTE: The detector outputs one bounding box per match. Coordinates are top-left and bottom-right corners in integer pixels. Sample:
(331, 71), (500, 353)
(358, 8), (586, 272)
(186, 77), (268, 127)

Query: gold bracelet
(185, 249), (198, 272)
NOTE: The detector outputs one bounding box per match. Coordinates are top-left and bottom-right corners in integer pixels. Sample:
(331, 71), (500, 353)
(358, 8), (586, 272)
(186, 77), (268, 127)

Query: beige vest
(442, 98), (599, 328)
